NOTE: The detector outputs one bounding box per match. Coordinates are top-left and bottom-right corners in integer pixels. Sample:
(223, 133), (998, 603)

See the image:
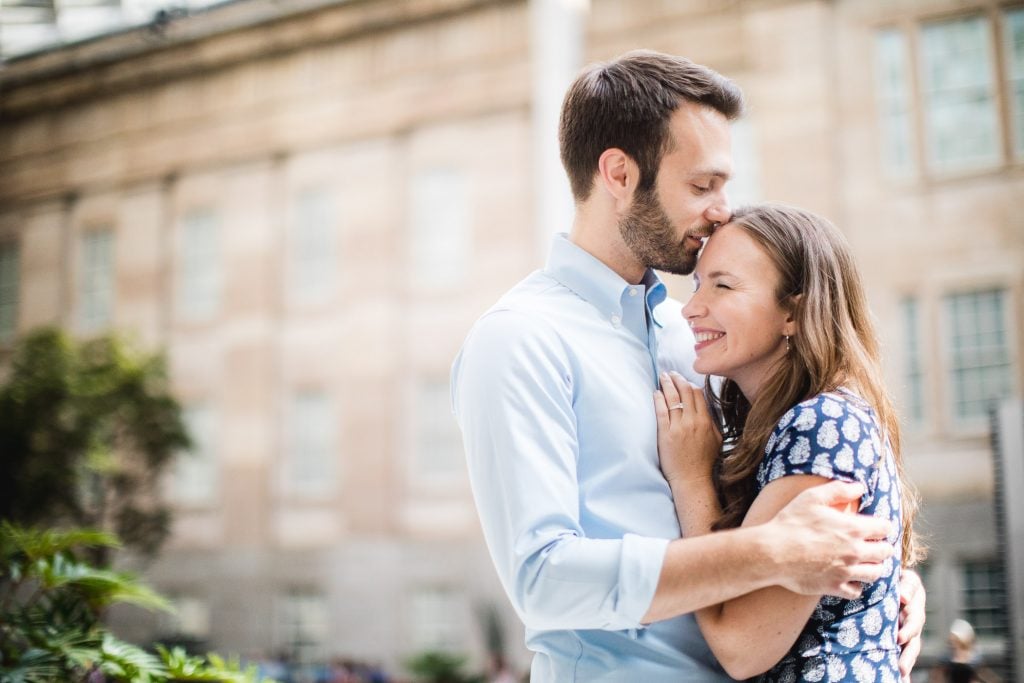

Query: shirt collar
(544, 233), (668, 327)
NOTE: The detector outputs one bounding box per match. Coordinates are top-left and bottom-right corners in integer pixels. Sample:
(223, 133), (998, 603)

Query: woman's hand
(654, 371), (722, 489)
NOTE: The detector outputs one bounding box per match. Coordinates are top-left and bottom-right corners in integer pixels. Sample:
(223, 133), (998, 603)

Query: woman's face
(682, 223), (795, 400)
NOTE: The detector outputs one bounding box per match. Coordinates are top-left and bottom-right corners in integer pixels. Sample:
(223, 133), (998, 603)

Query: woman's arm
(655, 375), (868, 679)
(673, 473), (853, 679)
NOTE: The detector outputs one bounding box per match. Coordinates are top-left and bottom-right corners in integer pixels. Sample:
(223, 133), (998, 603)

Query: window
(79, 229), (115, 331)
(920, 15), (1000, 172)
(876, 9), (1024, 176)
(409, 586), (463, 652)
(875, 28), (916, 178)
(901, 297), (925, 424)
(286, 391), (336, 494)
(1006, 7), (1024, 157)
(175, 404), (218, 505)
(961, 559), (1009, 638)
(915, 563), (939, 639)
(409, 168), (471, 290)
(944, 289), (1012, 423)
(160, 594), (211, 639)
(278, 589), (329, 664)
(0, 242), (19, 341)
(289, 189), (336, 303)
(179, 210), (220, 320)
(413, 379), (464, 481)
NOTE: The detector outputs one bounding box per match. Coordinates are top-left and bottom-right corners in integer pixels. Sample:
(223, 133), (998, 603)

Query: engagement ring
(668, 403), (686, 411)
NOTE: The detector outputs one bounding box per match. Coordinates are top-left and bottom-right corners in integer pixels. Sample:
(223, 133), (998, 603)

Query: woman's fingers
(667, 372), (696, 413)
(653, 389), (669, 426)
(659, 372), (682, 415)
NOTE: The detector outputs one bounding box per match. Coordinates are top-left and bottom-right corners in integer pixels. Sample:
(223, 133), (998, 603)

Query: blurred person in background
(451, 50), (926, 682)
(655, 204), (922, 681)
(928, 619), (1001, 683)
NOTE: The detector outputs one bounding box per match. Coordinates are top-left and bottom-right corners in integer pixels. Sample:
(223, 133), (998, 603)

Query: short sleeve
(758, 393), (883, 499)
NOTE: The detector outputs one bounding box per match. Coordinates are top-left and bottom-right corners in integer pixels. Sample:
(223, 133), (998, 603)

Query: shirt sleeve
(451, 308), (668, 632)
(760, 395), (881, 502)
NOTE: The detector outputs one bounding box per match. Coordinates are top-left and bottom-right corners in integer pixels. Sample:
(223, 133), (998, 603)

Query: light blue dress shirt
(451, 234), (731, 682)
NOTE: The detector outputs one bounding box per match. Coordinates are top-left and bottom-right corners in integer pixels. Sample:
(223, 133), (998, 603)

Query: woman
(655, 203), (922, 682)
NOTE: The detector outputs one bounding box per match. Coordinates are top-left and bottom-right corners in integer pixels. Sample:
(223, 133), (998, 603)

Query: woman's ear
(782, 293), (802, 337)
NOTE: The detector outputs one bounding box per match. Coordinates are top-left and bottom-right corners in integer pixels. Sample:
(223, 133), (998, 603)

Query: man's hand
(897, 568), (926, 682)
(767, 481), (894, 599)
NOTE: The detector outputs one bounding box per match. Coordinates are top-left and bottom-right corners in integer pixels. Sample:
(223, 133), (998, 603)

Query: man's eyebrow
(690, 168), (731, 180)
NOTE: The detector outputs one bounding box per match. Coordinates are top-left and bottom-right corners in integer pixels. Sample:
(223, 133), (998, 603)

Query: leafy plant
(0, 523), (274, 683)
(0, 328), (190, 564)
(405, 651), (483, 683)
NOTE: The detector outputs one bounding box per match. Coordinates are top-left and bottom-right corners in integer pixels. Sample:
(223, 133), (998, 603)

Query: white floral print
(754, 390), (903, 682)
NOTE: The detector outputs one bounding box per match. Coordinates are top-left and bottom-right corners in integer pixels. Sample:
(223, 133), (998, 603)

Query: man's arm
(641, 480), (892, 625)
(454, 314), (891, 634)
(453, 309), (666, 631)
(643, 373), (893, 627)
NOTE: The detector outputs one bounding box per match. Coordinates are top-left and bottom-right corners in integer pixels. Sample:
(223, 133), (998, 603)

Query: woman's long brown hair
(707, 203), (922, 566)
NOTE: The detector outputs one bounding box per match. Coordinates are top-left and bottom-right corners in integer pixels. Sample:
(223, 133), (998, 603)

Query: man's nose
(706, 193), (731, 225)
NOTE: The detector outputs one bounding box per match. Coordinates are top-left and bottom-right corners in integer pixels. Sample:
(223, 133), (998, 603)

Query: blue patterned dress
(753, 389), (903, 683)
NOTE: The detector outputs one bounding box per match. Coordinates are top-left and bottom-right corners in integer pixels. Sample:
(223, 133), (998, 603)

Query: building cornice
(0, 0), (510, 120)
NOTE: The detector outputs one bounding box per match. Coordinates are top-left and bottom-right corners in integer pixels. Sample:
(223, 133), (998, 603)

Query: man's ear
(782, 293), (803, 336)
(596, 148), (638, 207)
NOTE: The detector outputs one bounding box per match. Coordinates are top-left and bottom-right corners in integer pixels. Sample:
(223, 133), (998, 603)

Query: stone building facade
(1, 0), (1020, 676)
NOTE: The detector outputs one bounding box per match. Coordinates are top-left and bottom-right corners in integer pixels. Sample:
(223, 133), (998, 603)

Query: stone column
(529, 0), (587, 254)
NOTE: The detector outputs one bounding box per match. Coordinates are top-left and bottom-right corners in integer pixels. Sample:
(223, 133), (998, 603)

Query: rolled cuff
(618, 533), (671, 628)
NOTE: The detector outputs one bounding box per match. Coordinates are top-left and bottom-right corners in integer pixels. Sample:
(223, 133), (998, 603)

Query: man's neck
(569, 209), (646, 285)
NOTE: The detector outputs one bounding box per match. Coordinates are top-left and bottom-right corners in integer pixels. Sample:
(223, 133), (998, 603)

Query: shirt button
(629, 287), (638, 297)
(611, 314), (621, 327)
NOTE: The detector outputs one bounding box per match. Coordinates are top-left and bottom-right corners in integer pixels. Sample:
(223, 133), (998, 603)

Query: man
(451, 50), (924, 682)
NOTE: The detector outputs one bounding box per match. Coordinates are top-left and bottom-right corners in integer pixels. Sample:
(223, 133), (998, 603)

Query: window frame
(940, 287), (1016, 432)
(872, 6), (1024, 182)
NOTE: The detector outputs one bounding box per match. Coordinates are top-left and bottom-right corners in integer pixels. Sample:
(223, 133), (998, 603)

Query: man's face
(618, 102), (733, 275)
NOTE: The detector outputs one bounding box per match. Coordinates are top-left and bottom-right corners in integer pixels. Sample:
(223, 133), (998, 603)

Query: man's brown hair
(558, 50), (744, 202)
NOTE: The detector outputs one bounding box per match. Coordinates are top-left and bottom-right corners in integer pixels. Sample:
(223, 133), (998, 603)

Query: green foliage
(404, 651), (483, 683)
(0, 523), (275, 683)
(0, 328), (189, 562)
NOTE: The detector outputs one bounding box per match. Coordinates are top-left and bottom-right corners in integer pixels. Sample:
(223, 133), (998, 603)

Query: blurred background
(0, 0), (1021, 681)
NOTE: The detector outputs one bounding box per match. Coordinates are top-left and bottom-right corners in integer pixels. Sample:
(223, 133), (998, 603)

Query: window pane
(1006, 8), (1024, 157)
(278, 589), (329, 664)
(160, 594), (211, 639)
(961, 559), (1009, 638)
(179, 210), (220, 320)
(175, 404), (218, 504)
(410, 168), (470, 290)
(0, 242), (19, 340)
(290, 189), (336, 302)
(920, 15), (1000, 172)
(287, 391), (336, 493)
(414, 379), (464, 480)
(875, 28), (917, 177)
(409, 586), (464, 652)
(901, 297), (925, 423)
(79, 230), (115, 330)
(945, 289), (1012, 422)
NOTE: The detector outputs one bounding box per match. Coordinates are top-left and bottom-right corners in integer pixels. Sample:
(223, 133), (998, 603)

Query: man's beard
(618, 186), (706, 276)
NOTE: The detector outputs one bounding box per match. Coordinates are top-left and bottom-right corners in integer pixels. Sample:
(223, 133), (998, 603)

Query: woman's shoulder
(773, 388), (877, 435)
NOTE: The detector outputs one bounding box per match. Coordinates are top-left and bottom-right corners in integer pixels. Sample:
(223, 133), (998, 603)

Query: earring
(785, 335), (790, 352)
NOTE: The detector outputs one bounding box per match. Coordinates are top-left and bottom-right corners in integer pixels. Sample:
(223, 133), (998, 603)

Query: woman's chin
(693, 358), (714, 377)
